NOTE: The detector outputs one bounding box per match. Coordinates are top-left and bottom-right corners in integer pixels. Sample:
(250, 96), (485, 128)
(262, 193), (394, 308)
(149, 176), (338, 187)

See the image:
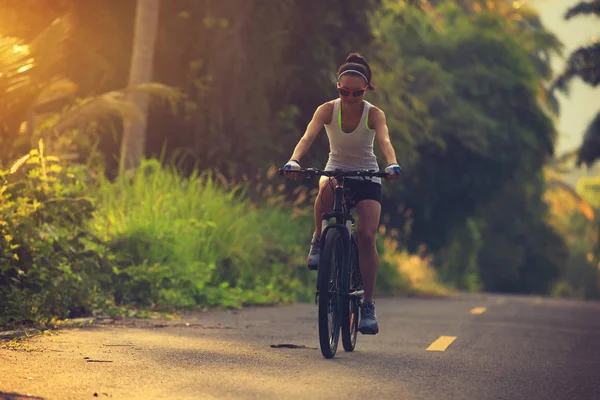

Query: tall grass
(380, 236), (454, 298)
(90, 159), (313, 309)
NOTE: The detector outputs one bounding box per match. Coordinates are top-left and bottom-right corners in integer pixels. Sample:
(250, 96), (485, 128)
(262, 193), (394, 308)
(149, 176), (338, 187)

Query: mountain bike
(280, 168), (389, 359)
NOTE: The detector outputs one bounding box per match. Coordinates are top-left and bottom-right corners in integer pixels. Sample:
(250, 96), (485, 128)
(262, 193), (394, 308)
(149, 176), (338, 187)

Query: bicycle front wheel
(317, 228), (344, 359)
(342, 231), (361, 352)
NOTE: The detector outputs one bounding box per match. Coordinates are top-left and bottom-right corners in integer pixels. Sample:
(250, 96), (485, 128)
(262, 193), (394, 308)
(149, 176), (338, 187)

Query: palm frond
(0, 16), (71, 98)
(49, 83), (183, 134)
(577, 112), (600, 167)
(551, 42), (600, 95)
(565, 0), (600, 19)
(122, 82), (185, 113)
(0, 37), (35, 102)
(0, 16), (72, 147)
(28, 15), (72, 79)
(519, 7), (565, 54)
(50, 91), (141, 134)
(34, 78), (78, 113)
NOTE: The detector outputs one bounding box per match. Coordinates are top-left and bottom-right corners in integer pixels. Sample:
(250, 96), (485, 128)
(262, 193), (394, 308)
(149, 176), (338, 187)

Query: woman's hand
(385, 163), (402, 181)
(283, 160), (303, 180)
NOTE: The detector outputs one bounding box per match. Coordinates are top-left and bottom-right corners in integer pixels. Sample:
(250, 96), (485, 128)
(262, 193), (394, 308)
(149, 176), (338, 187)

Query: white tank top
(324, 98), (381, 184)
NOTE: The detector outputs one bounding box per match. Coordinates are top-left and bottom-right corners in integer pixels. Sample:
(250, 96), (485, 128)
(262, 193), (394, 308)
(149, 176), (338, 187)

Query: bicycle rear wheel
(317, 228), (344, 359)
(342, 231), (361, 352)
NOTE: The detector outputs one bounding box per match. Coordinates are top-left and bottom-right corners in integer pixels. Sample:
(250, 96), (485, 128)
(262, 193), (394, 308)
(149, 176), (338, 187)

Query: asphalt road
(1, 293), (599, 400)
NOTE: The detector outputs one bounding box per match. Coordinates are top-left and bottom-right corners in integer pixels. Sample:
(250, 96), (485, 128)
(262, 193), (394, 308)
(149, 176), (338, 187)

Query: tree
(417, 0), (564, 114)
(369, 1), (565, 293)
(0, 0), (382, 175)
(143, 0), (381, 176)
(551, 0), (600, 167)
(545, 170), (600, 298)
(476, 171), (568, 294)
(120, 0), (161, 171)
(0, 14), (177, 168)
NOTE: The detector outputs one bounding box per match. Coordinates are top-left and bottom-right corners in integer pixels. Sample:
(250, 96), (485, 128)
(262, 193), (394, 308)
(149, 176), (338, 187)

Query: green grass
(90, 159), (314, 310)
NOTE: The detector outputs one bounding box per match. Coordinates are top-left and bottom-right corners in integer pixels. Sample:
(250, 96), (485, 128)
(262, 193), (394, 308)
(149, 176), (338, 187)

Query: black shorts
(343, 178), (382, 208)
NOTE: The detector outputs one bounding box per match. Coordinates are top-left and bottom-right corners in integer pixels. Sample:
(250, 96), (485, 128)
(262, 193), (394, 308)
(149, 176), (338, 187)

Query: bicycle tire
(317, 228), (344, 359)
(342, 231), (361, 352)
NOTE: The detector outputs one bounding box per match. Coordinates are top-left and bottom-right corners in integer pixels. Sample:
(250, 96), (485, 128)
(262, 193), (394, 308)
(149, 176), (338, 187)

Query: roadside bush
(0, 141), (111, 326)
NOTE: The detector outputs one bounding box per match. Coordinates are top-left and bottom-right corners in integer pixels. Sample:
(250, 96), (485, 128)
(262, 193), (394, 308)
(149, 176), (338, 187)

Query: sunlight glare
(17, 64), (34, 73)
(13, 44), (30, 54)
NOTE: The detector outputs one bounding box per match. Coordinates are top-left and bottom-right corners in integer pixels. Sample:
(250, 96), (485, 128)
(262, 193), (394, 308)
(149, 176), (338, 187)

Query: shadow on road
(0, 392), (45, 400)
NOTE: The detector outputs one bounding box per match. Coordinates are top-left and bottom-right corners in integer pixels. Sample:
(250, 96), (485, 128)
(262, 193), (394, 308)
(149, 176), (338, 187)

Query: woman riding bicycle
(283, 53), (401, 335)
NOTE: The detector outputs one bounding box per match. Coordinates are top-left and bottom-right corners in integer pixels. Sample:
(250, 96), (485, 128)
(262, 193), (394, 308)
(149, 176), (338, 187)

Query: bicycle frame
(320, 175), (354, 255)
(317, 175), (365, 303)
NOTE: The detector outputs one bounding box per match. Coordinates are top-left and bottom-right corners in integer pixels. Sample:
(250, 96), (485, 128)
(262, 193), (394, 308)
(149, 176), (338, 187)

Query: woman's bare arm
(372, 107), (398, 166)
(289, 103), (333, 162)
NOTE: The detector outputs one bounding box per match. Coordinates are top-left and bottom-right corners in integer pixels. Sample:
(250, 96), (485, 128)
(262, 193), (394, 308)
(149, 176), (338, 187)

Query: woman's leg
(307, 177), (335, 268)
(313, 176), (335, 237)
(355, 199), (382, 303)
(355, 198), (382, 334)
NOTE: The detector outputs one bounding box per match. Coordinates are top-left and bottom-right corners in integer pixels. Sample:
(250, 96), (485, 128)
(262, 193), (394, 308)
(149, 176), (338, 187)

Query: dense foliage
(551, 0), (600, 166)
(1, 0), (597, 326)
(367, 2), (565, 292)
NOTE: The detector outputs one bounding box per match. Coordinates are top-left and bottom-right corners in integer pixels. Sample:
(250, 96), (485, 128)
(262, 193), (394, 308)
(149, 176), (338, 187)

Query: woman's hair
(337, 52), (375, 90)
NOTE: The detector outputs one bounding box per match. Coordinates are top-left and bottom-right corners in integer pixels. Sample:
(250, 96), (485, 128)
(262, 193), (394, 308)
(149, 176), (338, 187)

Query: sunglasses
(337, 85), (367, 97)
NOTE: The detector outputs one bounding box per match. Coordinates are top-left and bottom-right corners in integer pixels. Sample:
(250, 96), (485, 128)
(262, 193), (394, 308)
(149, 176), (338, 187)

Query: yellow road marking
(534, 297), (542, 304)
(426, 336), (457, 352)
(470, 307), (486, 315)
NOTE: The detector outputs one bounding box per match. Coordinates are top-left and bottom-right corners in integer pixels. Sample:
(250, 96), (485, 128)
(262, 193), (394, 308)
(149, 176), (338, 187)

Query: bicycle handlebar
(278, 168), (390, 179)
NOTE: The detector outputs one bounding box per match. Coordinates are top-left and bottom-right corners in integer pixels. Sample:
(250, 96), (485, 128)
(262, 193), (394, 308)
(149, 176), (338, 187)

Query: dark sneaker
(358, 301), (379, 334)
(306, 236), (320, 270)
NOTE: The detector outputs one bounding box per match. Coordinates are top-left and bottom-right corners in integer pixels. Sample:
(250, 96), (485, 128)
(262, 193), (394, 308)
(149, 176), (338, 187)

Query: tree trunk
(120, 0), (160, 172)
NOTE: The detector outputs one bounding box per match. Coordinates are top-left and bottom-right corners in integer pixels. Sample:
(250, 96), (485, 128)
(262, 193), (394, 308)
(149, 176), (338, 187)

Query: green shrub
(0, 141), (111, 326)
